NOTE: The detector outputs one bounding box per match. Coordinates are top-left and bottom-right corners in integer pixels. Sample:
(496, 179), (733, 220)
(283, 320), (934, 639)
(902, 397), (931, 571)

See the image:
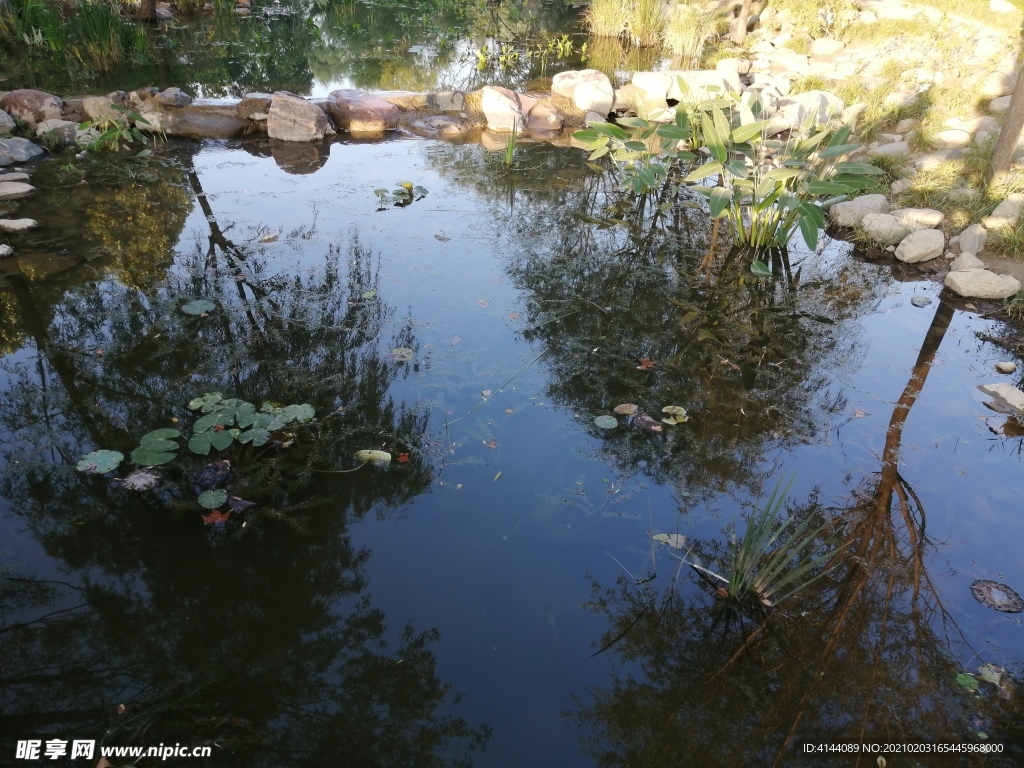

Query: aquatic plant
(664, 4), (717, 69)
(78, 104), (159, 153)
(573, 81), (883, 256)
(374, 182), (428, 209)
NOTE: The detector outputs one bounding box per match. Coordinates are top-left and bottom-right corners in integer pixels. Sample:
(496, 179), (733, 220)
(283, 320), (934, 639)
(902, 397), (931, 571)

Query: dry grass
(664, 4), (717, 68)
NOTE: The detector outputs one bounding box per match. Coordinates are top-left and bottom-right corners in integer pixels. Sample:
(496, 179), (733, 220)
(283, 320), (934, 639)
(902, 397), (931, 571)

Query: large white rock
(829, 193), (889, 227)
(0, 137), (44, 166)
(35, 119), (78, 145)
(895, 228), (944, 262)
(913, 149), (962, 171)
(0, 181), (36, 201)
(983, 194), (1024, 230)
(0, 244), (12, 258)
(891, 207), (944, 231)
(778, 90), (844, 128)
(480, 86), (528, 132)
(268, 91), (328, 141)
(552, 70), (614, 115)
(989, 95), (1011, 114)
(0, 110), (14, 136)
(862, 212), (910, 244)
(82, 95), (124, 124)
(810, 37), (844, 55)
(979, 383), (1024, 416)
(0, 218), (37, 233)
(325, 89), (400, 133)
(949, 252), (984, 271)
(945, 269), (1022, 299)
(959, 223), (988, 255)
(981, 71), (1015, 99)
(932, 128), (971, 150)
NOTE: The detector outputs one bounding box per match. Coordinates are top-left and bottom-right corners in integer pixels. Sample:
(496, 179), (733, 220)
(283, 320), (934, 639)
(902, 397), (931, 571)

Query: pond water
(1, 0), (605, 98)
(2, 133), (1024, 766)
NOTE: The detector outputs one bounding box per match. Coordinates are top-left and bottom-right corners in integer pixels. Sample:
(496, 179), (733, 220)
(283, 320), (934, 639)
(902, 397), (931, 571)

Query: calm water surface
(1, 136), (1023, 766)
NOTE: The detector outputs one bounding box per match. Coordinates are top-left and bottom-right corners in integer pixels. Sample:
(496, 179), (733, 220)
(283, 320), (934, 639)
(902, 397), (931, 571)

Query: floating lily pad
(391, 347), (415, 362)
(282, 403), (314, 422)
(189, 393), (224, 412)
(130, 447), (176, 466)
(238, 427), (270, 446)
(194, 411), (232, 433)
(77, 449), (124, 474)
(594, 415), (618, 429)
(613, 403), (638, 415)
(956, 672), (979, 691)
(970, 579), (1024, 613)
(142, 428), (182, 440)
(653, 533), (687, 549)
(198, 489), (228, 509)
(188, 430), (234, 455)
(355, 449), (392, 463)
(661, 405), (689, 425)
(138, 437), (179, 453)
(361, 290), (377, 300)
(181, 299), (216, 315)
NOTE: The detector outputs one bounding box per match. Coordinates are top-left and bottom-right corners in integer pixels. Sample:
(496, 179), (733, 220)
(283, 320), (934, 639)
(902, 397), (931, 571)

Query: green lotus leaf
(130, 447), (177, 466)
(77, 449), (124, 474)
(181, 299), (216, 315)
(198, 489), (228, 509)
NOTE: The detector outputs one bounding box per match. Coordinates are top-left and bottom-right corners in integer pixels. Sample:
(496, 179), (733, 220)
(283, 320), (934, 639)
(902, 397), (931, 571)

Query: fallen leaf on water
(355, 449), (392, 463)
(116, 704), (126, 715)
(508, 312), (520, 319)
(450, 336), (462, 346)
(505, 408), (514, 414)
(613, 403), (639, 415)
(481, 389), (492, 397)
(227, 497), (255, 513)
(456, 483), (463, 490)
(652, 533), (687, 549)
(978, 664), (1004, 686)
(120, 469), (160, 490)
(957, 672), (980, 692)
(634, 413), (663, 432)
(396, 453), (410, 463)
(594, 415), (618, 429)
(661, 405), (688, 425)
(477, 299), (489, 307)
(434, 234), (450, 242)
(202, 509), (232, 525)
(485, 439), (498, 449)
(390, 347), (415, 362)
(493, 471), (501, 482)
(636, 358), (656, 370)
(853, 409), (868, 418)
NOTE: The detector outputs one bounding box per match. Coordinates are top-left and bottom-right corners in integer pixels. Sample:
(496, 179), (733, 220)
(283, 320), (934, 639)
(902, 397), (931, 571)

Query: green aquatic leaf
(194, 411), (231, 433)
(282, 403), (314, 423)
(138, 437), (179, 453)
(189, 393), (223, 412)
(956, 673), (979, 691)
(594, 415), (618, 429)
(750, 261), (772, 278)
(130, 447), (176, 466)
(361, 290), (378, 300)
(143, 428), (182, 440)
(181, 299), (216, 315)
(198, 489), (228, 509)
(77, 450), (124, 474)
(391, 347), (415, 362)
(188, 433), (213, 455)
(239, 427), (271, 446)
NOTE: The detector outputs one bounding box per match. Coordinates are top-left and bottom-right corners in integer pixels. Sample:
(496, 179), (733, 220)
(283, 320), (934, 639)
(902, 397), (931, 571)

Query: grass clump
(898, 161), (1000, 233)
(664, 3), (717, 68)
(584, 0), (663, 47)
(992, 224), (1024, 261)
(790, 75), (830, 95)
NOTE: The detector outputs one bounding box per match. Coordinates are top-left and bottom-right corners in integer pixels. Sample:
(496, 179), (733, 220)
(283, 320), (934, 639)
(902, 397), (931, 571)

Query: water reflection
(0, 148), (488, 761)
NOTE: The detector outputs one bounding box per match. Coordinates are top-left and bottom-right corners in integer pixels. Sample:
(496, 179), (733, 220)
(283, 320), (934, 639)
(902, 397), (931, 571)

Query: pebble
(911, 295), (933, 307)
(997, 362), (1017, 374)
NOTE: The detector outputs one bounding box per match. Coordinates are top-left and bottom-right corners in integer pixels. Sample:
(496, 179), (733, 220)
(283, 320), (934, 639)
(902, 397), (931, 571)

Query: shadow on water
(0, 145), (489, 763)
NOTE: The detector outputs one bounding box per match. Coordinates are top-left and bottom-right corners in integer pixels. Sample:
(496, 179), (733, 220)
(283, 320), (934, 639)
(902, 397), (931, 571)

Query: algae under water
(1, 136), (1023, 766)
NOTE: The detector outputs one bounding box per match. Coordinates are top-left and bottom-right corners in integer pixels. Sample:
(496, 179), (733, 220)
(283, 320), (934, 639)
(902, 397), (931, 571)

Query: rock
(375, 91), (429, 110)
(81, 95), (123, 124)
(716, 58), (752, 75)
(868, 142), (910, 159)
(612, 84), (638, 112)
(237, 92), (273, 120)
(145, 111), (248, 139)
(432, 91), (466, 112)
(0, 218), (37, 232)
(895, 228), (944, 263)
(269, 141), (328, 175)
(983, 193), (1024, 230)
(914, 149), (962, 171)
(267, 91), (327, 142)
(325, 89), (401, 133)
(981, 71), (1015, 99)
(891, 207), (943, 231)
(478, 86), (529, 132)
(0, 89), (62, 129)
(959, 223), (987, 255)
(552, 70), (614, 115)
(154, 87), (192, 108)
(0, 182), (36, 201)
(946, 269), (1022, 299)
(0, 137), (45, 166)
(891, 178), (913, 195)
(842, 102), (867, 124)
(778, 90), (844, 128)
(862, 212), (910, 244)
(911, 295), (933, 307)
(155, 4), (172, 18)
(0, 173), (29, 182)
(526, 101), (564, 134)
(932, 128), (971, 150)
(810, 37), (844, 55)
(35, 119), (79, 145)
(989, 95), (1011, 114)
(978, 382), (1024, 415)
(0, 110), (14, 136)
(950, 252), (984, 271)
(829, 193), (889, 227)
(894, 118), (918, 133)
(0, 244), (12, 257)
(407, 115), (474, 139)
(584, 110), (606, 126)
(997, 362), (1018, 374)
(949, 187), (982, 204)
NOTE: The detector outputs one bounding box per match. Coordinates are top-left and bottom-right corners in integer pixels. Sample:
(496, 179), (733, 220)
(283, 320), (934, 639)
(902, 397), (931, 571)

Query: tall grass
(664, 4), (716, 68)
(0, 0), (64, 50)
(584, 0), (662, 48)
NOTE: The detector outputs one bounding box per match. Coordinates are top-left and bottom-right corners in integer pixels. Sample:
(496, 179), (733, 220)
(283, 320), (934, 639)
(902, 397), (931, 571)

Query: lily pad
(238, 427), (270, 446)
(613, 403), (639, 415)
(281, 403), (314, 423)
(594, 415), (618, 429)
(391, 347), (415, 362)
(189, 393), (224, 412)
(355, 449), (392, 464)
(361, 290), (377, 300)
(661, 405), (689, 425)
(130, 447), (176, 466)
(194, 411), (232, 433)
(971, 579), (1024, 613)
(956, 673), (979, 692)
(653, 533), (687, 549)
(198, 489), (228, 509)
(142, 428), (182, 440)
(188, 430), (234, 455)
(77, 449), (124, 474)
(181, 299), (216, 315)
(138, 437), (179, 453)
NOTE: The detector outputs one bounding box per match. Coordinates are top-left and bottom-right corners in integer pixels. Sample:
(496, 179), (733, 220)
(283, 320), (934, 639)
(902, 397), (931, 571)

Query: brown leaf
(116, 704), (126, 715)
(485, 439), (498, 449)
(396, 453), (410, 463)
(434, 234), (450, 242)
(613, 403), (639, 415)
(636, 358), (656, 370)
(504, 408), (514, 414)
(634, 413), (663, 432)
(508, 312), (520, 319)
(477, 299), (489, 307)
(481, 389), (492, 397)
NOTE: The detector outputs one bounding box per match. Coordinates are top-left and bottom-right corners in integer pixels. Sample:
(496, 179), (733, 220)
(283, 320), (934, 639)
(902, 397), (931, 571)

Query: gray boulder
(945, 269), (1022, 299)
(0, 110), (14, 136)
(36, 119), (79, 145)
(959, 223), (987, 255)
(267, 92), (328, 142)
(0, 137), (44, 166)
(861, 212), (910, 244)
(0, 89), (62, 128)
(949, 252), (984, 271)
(552, 69), (614, 115)
(895, 228), (944, 263)
(154, 87), (192, 108)
(325, 90), (400, 133)
(0, 182), (36, 201)
(829, 193), (889, 228)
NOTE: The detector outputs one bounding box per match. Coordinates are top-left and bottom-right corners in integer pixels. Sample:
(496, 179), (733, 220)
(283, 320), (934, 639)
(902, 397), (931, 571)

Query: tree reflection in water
(0, 151), (489, 764)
